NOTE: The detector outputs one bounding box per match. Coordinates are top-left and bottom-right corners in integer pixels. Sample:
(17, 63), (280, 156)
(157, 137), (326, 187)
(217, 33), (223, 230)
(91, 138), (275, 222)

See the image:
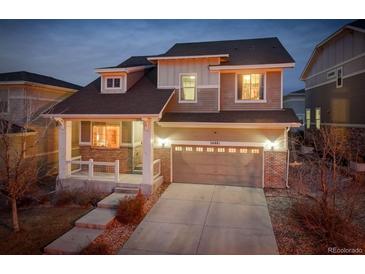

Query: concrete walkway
(119, 183), (278, 255)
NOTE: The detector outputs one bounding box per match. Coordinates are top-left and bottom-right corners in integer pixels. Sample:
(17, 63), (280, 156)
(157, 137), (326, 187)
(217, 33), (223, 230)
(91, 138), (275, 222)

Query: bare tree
(0, 110), (55, 232)
(290, 127), (364, 250)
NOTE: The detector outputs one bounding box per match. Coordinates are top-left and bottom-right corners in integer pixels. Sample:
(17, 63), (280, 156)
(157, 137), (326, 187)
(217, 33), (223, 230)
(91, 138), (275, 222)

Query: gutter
(286, 127), (290, 188)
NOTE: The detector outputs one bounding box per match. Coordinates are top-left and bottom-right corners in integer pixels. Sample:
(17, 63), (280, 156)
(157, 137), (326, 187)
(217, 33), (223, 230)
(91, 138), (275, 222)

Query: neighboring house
(45, 37), (300, 194)
(301, 20), (365, 158)
(283, 89), (305, 129)
(0, 71), (81, 171)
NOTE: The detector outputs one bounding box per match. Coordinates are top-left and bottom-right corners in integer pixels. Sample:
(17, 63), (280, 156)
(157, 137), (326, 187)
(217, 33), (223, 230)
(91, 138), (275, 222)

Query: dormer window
(106, 77), (121, 89)
(236, 73), (265, 102)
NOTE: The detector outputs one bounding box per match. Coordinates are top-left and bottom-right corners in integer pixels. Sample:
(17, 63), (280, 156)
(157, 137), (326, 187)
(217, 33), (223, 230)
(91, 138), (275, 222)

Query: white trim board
(148, 54), (229, 61)
(157, 122), (301, 129)
(209, 63), (295, 71)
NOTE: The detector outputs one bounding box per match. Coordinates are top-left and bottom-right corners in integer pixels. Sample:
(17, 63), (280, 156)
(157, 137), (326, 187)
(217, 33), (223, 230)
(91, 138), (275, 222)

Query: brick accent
(79, 146), (132, 173)
(154, 147), (171, 183)
(264, 150), (288, 188)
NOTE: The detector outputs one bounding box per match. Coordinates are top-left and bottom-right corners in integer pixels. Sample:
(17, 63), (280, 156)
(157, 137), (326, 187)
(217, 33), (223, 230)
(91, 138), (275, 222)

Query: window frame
(336, 67), (343, 88)
(0, 88), (9, 114)
(104, 76), (123, 90)
(235, 72), (267, 103)
(92, 122), (120, 149)
(178, 73), (198, 103)
(315, 107), (321, 129)
(79, 121), (122, 149)
(306, 108), (311, 129)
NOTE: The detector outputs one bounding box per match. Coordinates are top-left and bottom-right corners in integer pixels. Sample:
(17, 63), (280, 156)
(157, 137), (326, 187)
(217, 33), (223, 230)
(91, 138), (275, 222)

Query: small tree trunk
(11, 198), (20, 232)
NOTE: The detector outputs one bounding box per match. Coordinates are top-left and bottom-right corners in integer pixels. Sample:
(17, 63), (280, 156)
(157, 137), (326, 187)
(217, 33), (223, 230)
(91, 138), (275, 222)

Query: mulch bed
(82, 181), (171, 255)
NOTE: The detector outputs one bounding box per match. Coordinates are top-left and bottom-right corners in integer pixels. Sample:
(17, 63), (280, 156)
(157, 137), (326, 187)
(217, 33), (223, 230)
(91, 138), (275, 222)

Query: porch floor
(70, 171), (143, 185)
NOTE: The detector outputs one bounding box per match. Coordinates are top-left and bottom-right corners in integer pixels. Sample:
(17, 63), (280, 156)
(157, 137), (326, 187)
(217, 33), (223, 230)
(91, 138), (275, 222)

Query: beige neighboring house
(44, 37), (300, 195)
(301, 19), (365, 159)
(0, 71), (81, 172)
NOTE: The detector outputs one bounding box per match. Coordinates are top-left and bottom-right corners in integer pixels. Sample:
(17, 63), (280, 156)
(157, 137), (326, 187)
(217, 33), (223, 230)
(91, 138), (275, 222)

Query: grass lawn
(0, 206), (91, 255)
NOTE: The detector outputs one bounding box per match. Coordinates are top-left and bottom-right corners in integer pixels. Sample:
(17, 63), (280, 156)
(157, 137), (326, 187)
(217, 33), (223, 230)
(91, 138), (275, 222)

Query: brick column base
(154, 147), (171, 183)
(264, 150), (288, 188)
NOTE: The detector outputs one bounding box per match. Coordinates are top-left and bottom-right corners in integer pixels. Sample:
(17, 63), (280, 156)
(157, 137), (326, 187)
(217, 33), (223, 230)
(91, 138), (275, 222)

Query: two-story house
(301, 20), (365, 159)
(0, 71), (81, 171)
(283, 89), (305, 130)
(45, 37), (300, 194)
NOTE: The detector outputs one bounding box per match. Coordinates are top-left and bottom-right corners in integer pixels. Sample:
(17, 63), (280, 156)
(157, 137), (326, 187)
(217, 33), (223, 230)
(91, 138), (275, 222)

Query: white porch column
(142, 118), (154, 193)
(58, 119), (72, 179)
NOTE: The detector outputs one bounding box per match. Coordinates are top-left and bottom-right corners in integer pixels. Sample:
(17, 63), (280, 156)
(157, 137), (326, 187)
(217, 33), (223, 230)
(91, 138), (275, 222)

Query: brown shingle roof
(47, 68), (174, 116)
(0, 71), (81, 90)
(160, 109), (299, 124)
(151, 37), (294, 66)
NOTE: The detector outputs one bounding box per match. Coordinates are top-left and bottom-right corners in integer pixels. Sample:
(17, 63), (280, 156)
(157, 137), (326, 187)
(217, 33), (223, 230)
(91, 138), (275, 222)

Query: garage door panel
(172, 145), (263, 188)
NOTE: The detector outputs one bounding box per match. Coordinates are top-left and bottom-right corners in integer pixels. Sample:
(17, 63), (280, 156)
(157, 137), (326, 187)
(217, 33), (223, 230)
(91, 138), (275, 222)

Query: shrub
(52, 189), (106, 207)
(116, 190), (145, 225)
(292, 199), (364, 252)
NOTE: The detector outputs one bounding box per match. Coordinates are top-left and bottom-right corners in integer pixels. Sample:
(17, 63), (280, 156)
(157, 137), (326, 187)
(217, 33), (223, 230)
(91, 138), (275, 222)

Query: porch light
(158, 138), (170, 148)
(264, 140), (276, 150)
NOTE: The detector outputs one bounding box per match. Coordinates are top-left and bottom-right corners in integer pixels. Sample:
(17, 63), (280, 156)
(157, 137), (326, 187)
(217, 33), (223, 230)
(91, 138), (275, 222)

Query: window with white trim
(237, 73), (264, 101)
(336, 67), (343, 88)
(180, 74), (197, 102)
(0, 89), (9, 113)
(92, 122), (120, 148)
(315, 108), (321, 129)
(306, 108), (311, 129)
(106, 77), (121, 89)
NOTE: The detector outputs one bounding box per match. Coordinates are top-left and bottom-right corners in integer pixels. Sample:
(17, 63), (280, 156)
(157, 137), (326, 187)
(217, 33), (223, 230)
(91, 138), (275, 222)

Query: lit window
(228, 148), (236, 153)
(240, 148), (248, 154)
(237, 74), (264, 101)
(175, 146), (182, 151)
(336, 67), (343, 88)
(0, 89), (9, 113)
(207, 147), (214, 152)
(185, 147), (193, 151)
(315, 108), (321, 129)
(106, 77), (121, 89)
(306, 108), (311, 129)
(180, 74), (196, 102)
(217, 148), (225, 153)
(92, 122), (120, 148)
(251, 149), (260, 154)
(196, 147), (203, 152)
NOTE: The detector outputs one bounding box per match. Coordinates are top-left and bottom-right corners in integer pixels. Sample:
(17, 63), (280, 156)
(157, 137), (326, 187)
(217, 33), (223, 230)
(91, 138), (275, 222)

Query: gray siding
(306, 71), (365, 125)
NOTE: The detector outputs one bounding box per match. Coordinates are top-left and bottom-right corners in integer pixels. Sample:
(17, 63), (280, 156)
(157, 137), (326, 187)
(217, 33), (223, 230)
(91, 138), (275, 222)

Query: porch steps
(133, 164), (143, 174)
(75, 208), (116, 229)
(44, 227), (103, 255)
(97, 192), (136, 209)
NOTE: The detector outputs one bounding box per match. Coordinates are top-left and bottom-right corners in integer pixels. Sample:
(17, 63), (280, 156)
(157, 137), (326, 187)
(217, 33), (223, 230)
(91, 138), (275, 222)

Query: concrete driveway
(119, 183), (278, 255)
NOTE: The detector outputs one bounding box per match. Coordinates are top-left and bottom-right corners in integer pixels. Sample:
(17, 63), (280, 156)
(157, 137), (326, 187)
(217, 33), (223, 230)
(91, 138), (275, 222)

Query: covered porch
(56, 117), (162, 194)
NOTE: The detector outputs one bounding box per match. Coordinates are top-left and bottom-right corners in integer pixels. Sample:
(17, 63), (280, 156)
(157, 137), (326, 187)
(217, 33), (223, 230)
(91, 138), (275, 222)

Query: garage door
(172, 145), (263, 187)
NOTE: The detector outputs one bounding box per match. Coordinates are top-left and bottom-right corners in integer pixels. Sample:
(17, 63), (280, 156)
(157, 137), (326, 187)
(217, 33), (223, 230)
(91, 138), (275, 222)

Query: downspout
(286, 127), (290, 188)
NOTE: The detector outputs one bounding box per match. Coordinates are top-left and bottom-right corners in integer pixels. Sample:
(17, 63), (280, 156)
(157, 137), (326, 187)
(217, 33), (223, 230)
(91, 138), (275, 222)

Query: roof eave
(95, 65), (154, 74)
(157, 121), (301, 128)
(147, 54), (230, 62)
(42, 113), (161, 119)
(209, 62), (295, 71)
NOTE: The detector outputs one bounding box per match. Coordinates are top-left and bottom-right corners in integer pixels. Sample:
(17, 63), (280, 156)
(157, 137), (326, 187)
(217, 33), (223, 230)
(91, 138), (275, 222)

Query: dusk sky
(0, 19), (352, 94)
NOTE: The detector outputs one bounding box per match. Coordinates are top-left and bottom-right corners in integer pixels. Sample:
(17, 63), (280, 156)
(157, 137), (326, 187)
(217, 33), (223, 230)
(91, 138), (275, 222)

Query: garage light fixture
(264, 140), (276, 150)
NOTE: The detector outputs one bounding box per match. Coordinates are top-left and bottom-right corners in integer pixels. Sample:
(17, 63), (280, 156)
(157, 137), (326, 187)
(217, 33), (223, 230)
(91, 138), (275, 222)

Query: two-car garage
(171, 144), (263, 188)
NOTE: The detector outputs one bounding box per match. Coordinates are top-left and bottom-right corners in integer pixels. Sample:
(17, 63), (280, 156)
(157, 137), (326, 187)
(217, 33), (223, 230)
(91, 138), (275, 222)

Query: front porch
(57, 118), (162, 195)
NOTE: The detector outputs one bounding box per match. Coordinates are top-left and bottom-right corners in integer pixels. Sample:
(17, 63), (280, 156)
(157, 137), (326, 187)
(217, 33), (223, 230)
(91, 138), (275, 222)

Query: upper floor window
(236, 73), (265, 101)
(106, 77), (121, 89)
(336, 67), (343, 88)
(315, 107), (321, 129)
(306, 108), (311, 129)
(179, 74), (197, 103)
(0, 89), (9, 113)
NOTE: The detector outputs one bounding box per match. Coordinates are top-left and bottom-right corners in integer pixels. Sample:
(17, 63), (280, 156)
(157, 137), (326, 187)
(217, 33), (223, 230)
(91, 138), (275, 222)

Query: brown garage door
(172, 145), (263, 187)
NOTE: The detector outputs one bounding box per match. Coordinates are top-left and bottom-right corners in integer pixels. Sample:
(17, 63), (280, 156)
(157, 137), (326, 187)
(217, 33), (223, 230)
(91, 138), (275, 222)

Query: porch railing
(66, 158), (120, 182)
(153, 159), (161, 179)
